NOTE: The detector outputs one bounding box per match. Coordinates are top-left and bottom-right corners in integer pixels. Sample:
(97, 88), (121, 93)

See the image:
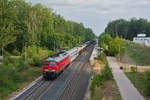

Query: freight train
(43, 42), (89, 79)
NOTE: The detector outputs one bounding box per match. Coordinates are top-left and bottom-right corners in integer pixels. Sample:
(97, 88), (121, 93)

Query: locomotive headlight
(45, 69), (49, 71)
(51, 69), (56, 72)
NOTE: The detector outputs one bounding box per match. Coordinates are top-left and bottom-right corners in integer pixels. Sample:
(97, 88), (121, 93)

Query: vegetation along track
(14, 43), (95, 100)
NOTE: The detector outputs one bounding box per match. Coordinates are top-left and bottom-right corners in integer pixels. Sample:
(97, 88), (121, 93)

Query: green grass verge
(0, 56), (44, 100)
(124, 40), (150, 66)
(125, 72), (150, 100)
(91, 53), (122, 100)
(0, 47), (54, 100)
(0, 65), (42, 100)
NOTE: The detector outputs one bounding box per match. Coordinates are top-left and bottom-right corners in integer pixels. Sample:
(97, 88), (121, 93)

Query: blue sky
(26, 0), (150, 36)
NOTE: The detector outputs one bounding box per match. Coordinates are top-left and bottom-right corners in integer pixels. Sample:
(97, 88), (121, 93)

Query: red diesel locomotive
(43, 51), (70, 79)
(43, 47), (79, 79)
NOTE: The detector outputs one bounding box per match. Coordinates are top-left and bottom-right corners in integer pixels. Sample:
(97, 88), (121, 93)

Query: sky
(26, 0), (150, 36)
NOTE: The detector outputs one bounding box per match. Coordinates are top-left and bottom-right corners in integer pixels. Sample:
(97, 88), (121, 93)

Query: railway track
(15, 55), (82, 100)
(24, 81), (53, 100)
(14, 43), (95, 100)
(57, 44), (94, 100)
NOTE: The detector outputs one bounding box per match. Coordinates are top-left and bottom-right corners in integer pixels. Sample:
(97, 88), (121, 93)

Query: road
(14, 43), (95, 100)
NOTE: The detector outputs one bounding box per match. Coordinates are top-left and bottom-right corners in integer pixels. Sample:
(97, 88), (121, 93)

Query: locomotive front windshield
(50, 62), (56, 66)
(44, 62), (49, 66)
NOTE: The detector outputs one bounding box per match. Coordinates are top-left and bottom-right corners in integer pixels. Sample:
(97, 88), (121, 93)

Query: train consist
(43, 41), (93, 79)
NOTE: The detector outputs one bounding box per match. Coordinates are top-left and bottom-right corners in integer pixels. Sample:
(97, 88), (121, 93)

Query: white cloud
(26, 0), (150, 36)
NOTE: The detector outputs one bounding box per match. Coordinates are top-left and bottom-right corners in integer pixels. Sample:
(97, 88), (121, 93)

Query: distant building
(133, 34), (150, 46)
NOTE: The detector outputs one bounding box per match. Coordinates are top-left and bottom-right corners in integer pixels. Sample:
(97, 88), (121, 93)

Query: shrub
(31, 55), (43, 66)
(97, 52), (107, 63)
(4, 56), (11, 65)
(24, 46), (53, 66)
(4, 56), (21, 65)
(0, 62), (30, 99)
(91, 74), (104, 95)
(131, 66), (136, 72)
(16, 58), (29, 71)
(12, 49), (20, 56)
(101, 63), (113, 81)
(91, 63), (113, 95)
(0, 64), (20, 88)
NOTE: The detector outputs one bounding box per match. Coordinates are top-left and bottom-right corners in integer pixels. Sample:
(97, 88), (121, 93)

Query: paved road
(107, 57), (145, 100)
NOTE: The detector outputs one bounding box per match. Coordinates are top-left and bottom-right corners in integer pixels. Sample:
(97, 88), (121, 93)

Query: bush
(91, 64), (113, 96)
(24, 46), (53, 66)
(131, 66), (136, 72)
(16, 58), (29, 71)
(12, 49), (20, 56)
(101, 63), (113, 81)
(4, 56), (28, 72)
(4, 56), (12, 65)
(91, 53), (113, 95)
(91, 74), (104, 95)
(4, 56), (21, 65)
(0, 61), (31, 99)
(31, 55), (43, 66)
(145, 71), (150, 96)
(97, 53), (107, 63)
(0, 65), (20, 87)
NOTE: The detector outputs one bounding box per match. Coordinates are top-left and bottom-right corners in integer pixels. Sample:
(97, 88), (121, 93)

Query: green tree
(104, 18), (150, 40)
(0, 0), (96, 54)
(0, 0), (17, 48)
(99, 34), (125, 56)
(108, 36), (125, 56)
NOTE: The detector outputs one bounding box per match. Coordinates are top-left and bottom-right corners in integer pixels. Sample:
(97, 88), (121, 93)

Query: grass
(91, 53), (122, 100)
(125, 72), (150, 100)
(124, 40), (150, 66)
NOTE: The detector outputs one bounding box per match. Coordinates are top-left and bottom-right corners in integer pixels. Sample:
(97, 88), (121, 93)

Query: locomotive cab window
(44, 62), (49, 66)
(51, 62), (56, 66)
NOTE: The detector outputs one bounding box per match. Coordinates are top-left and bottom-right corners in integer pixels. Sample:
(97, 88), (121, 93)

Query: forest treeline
(0, 0), (95, 55)
(104, 18), (150, 40)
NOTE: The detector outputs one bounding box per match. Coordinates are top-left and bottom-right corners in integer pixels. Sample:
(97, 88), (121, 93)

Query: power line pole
(119, 44), (120, 64)
(25, 42), (27, 63)
(54, 41), (55, 52)
(115, 24), (118, 36)
(136, 49), (138, 87)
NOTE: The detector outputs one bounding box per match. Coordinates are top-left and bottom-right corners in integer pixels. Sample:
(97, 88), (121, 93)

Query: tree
(99, 34), (125, 56)
(0, 0), (96, 55)
(108, 36), (125, 56)
(104, 18), (150, 40)
(0, 0), (17, 48)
